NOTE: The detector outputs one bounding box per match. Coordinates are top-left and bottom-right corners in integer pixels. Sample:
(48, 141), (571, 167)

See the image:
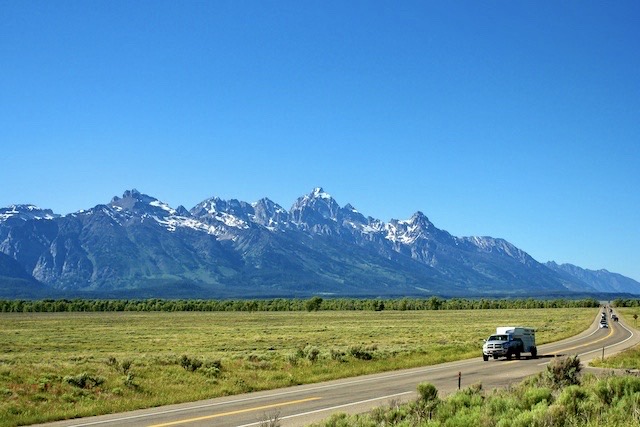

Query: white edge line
(578, 319), (635, 358)
(537, 319), (635, 366)
(235, 391), (414, 427)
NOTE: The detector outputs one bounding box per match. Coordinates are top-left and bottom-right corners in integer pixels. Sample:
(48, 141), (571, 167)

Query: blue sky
(1, 1), (639, 281)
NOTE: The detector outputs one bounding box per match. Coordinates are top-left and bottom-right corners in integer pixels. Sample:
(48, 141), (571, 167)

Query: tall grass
(0, 308), (595, 426)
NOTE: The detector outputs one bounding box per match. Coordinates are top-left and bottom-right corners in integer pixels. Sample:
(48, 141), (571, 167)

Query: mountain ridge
(1, 188), (638, 298)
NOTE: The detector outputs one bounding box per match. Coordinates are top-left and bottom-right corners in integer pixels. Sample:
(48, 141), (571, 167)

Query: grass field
(0, 308), (597, 426)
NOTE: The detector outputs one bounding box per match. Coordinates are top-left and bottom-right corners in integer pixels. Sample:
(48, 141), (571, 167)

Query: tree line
(0, 296), (599, 313)
(611, 298), (640, 307)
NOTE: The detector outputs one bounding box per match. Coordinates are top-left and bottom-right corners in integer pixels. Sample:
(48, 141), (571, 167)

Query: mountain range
(1, 188), (638, 299)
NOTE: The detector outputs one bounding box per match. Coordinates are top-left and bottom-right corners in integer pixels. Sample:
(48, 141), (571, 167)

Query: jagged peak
(344, 203), (358, 212)
(293, 187), (336, 205)
(123, 188), (142, 198)
(252, 197), (286, 212)
(0, 204), (59, 222)
(406, 211), (434, 228)
(312, 187), (330, 198)
(8, 204), (42, 211)
(193, 196), (223, 211)
(109, 189), (178, 217)
(252, 197), (274, 207)
(411, 210), (427, 219)
(111, 189), (157, 204)
(175, 205), (191, 217)
(202, 195), (224, 203)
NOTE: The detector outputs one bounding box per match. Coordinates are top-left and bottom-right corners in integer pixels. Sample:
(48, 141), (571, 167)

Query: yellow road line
(557, 324), (614, 354)
(535, 324), (615, 367)
(148, 397), (321, 427)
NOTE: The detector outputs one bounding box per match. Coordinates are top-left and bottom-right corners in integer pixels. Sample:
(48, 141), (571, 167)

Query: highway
(36, 309), (639, 427)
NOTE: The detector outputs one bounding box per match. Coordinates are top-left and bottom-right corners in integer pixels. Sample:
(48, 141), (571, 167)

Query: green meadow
(0, 308), (596, 426)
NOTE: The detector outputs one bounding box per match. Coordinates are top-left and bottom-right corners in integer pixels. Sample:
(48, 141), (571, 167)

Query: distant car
(599, 322), (608, 328)
(612, 315), (619, 322)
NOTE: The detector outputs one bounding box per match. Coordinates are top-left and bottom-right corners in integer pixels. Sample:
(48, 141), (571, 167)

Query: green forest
(0, 296), (600, 313)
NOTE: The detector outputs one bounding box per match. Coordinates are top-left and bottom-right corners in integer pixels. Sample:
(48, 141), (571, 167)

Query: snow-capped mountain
(0, 204), (59, 223)
(1, 187), (638, 298)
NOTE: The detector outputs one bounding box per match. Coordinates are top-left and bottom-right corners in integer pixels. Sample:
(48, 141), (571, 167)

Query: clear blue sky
(1, 1), (639, 281)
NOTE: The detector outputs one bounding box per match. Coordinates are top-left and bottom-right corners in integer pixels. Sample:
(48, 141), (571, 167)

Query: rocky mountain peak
(192, 197), (253, 219)
(311, 187), (331, 199)
(175, 206), (191, 217)
(0, 204), (59, 223)
(251, 198), (289, 227)
(341, 203), (368, 225)
(112, 189), (150, 205)
(291, 187), (340, 221)
(110, 189), (175, 217)
(408, 211), (434, 229)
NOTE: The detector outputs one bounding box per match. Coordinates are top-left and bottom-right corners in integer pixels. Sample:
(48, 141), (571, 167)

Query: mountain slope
(0, 188), (634, 298)
(546, 261), (640, 295)
(0, 252), (51, 298)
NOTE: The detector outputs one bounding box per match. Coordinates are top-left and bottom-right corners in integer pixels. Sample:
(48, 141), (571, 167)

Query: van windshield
(488, 335), (508, 341)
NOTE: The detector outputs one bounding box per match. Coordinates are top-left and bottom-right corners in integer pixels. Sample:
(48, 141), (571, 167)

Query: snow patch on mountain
(312, 187), (332, 200)
(149, 200), (177, 215)
(0, 205), (59, 222)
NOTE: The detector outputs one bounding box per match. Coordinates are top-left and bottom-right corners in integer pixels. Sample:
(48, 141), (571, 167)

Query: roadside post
(458, 371), (461, 390)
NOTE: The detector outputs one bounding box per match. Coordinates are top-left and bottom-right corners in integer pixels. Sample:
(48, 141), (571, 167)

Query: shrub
(319, 413), (351, 427)
(556, 384), (589, 416)
(259, 409), (281, 427)
(349, 345), (375, 360)
(180, 355), (203, 372)
(521, 387), (553, 410)
(200, 359), (222, 378)
(120, 359), (133, 374)
(286, 352), (299, 366)
(544, 404), (567, 427)
(124, 372), (138, 389)
(594, 375), (640, 405)
(107, 356), (133, 374)
(544, 355), (581, 389)
(247, 354), (272, 370)
(417, 382), (438, 403)
(306, 347), (320, 363)
(330, 349), (346, 362)
(63, 372), (105, 389)
(107, 356), (118, 369)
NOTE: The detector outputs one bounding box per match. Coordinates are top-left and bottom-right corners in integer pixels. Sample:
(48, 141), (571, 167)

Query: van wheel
(483, 354), (488, 361)
(531, 347), (537, 358)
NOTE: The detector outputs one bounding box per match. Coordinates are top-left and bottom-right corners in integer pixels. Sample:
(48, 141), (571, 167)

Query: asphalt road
(36, 309), (638, 427)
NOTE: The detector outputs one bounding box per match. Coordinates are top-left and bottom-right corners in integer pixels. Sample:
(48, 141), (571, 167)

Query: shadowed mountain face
(0, 189), (638, 298)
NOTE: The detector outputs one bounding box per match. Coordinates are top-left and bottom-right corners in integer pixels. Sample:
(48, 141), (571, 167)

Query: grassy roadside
(0, 308), (596, 426)
(311, 357), (640, 427)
